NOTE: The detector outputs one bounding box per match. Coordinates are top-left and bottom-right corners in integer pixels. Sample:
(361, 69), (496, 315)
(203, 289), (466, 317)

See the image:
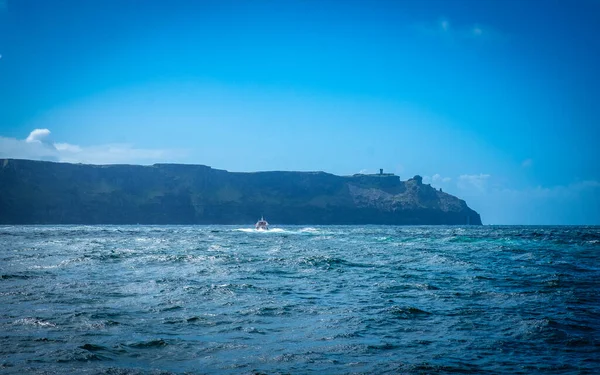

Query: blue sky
(0, 0), (599, 224)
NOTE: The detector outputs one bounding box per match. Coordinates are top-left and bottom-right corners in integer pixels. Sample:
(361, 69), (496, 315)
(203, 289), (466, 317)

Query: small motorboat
(255, 216), (269, 230)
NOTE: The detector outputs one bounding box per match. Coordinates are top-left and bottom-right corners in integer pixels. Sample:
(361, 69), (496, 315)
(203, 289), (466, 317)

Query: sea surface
(1, 225), (599, 374)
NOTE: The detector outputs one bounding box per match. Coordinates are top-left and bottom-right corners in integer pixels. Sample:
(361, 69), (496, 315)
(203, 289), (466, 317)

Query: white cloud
(432, 173), (452, 183)
(423, 173), (452, 185)
(54, 142), (82, 153)
(25, 128), (52, 144)
(422, 174), (452, 186)
(0, 135), (59, 161)
(57, 143), (185, 165)
(0, 129), (187, 165)
(522, 158), (533, 168)
(458, 173), (491, 191)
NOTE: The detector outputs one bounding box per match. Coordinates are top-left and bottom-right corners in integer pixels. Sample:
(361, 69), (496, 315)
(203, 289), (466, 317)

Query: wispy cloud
(449, 173), (600, 224)
(0, 133), (59, 162)
(522, 158), (533, 168)
(0, 129), (187, 165)
(458, 173), (491, 191)
(462, 179), (600, 225)
(415, 17), (503, 43)
(502, 180), (600, 200)
(458, 174), (600, 200)
(423, 173), (452, 185)
(433, 173), (452, 183)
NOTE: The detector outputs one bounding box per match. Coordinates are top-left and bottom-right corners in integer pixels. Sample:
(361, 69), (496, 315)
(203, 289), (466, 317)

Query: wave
(2, 225), (599, 374)
(13, 317), (57, 328)
(389, 306), (432, 319)
(235, 228), (286, 233)
(234, 227), (319, 234)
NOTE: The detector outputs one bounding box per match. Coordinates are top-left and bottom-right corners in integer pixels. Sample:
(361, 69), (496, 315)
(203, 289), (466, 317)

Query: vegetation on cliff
(0, 159), (482, 225)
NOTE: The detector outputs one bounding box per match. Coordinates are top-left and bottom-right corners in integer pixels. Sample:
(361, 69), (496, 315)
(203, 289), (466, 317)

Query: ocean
(1, 225), (598, 374)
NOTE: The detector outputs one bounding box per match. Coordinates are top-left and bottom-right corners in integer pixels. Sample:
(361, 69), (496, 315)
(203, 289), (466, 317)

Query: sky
(0, 0), (599, 225)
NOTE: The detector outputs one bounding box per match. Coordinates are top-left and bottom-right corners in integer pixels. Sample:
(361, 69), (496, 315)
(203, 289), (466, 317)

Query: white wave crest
(235, 227), (321, 234)
(235, 228), (286, 233)
(14, 317), (57, 328)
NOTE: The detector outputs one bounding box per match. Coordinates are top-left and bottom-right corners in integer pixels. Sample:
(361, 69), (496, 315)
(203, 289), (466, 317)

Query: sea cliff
(0, 159), (482, 225)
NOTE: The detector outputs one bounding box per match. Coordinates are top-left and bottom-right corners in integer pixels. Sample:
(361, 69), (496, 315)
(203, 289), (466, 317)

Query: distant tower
(380, 168), (383, 175)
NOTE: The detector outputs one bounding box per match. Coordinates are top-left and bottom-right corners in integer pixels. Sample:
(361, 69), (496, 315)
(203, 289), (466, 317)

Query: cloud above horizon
(25, 128), (52, 144)
(458, 173), (491, 191)
(0, 129), (187, 165)
(417, 172), (599, 223)
(423, 173), (452, 185)
(502, 180), (600, 200)
(446, 173), (600, 224)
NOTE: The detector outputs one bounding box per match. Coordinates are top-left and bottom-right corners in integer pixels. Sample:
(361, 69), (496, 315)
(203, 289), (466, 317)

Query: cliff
(0, 159), (482, 225)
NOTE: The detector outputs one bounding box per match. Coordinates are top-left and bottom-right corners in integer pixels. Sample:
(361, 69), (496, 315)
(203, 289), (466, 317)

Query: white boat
(255, 216), (269, 230)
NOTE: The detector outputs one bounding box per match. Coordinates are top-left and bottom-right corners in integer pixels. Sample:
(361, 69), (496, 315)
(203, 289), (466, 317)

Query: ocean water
(1, 225), (599, 375)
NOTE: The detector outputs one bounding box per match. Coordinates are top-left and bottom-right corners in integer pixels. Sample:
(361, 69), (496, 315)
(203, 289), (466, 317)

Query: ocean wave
(1, 225), (598, 374)
(388, 306), (432, 319)
(235, 227), (322, 235)
(13, 317), (57, 328)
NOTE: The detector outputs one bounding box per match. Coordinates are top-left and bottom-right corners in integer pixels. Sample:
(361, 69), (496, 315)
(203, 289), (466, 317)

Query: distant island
(0, 159), (482, 225)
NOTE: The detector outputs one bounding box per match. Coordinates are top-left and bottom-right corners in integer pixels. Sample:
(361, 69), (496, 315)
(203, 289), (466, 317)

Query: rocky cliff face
(0, 159), (482, 225)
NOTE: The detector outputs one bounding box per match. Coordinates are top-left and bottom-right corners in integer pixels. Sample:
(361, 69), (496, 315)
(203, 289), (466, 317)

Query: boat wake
(236, 228), (283, 233)
(235, 228), (318, 234)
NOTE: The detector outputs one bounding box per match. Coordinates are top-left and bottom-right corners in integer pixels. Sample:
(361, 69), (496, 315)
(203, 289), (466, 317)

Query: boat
(255, 216), (269, 230)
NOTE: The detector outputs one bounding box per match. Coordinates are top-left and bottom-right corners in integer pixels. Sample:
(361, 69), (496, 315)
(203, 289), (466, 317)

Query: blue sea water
(0, 225), (599, 374)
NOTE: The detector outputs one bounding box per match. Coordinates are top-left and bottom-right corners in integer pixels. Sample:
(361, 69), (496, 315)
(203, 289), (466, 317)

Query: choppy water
(1, 225), (599, 374)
